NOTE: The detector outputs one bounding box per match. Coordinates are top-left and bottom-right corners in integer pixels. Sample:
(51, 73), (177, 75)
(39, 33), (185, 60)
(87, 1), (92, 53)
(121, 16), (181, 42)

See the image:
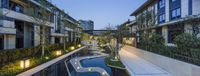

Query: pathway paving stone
(119, 46), (173, 76)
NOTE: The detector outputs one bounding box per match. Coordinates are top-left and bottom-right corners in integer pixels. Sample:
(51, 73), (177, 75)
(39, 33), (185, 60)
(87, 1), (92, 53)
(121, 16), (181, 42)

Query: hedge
(0, 40), (81, 65)
(137, 33), (200, 66)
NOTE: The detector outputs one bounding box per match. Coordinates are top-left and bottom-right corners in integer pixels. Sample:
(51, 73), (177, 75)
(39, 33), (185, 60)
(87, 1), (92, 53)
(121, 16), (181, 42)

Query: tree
(28, 0), (53, 56)
(136, 10), (157, 45)
(102, 26), (121, 60)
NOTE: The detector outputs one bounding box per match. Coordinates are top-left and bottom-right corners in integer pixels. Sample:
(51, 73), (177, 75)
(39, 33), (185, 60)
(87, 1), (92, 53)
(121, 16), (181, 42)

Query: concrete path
(119, 46), (173, 76)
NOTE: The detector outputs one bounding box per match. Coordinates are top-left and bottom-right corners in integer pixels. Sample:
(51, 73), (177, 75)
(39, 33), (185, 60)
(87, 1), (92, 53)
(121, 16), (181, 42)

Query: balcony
(0, 27), (16, 35)
(1, 8), (54, 27)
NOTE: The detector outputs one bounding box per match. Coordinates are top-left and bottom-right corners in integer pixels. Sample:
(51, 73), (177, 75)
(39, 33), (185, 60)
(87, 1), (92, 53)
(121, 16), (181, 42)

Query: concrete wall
(193, 0), (200, 15)
(165, 0), (170, 22)
(181, 0), (189, 17)
(129, 47), (200, 76)
(4, 35), (15, 49)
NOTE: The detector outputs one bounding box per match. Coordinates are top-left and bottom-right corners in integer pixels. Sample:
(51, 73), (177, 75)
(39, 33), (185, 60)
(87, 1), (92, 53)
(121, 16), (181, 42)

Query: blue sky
(52, 0), (146, 30)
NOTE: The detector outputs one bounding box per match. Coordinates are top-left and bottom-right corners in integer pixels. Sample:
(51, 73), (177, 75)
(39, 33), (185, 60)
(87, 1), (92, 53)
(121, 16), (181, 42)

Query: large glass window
(168, 25), (184, 43)
(172, 0), (176, 2)
(170, 0), (181, 20)
(159, 14), (165, 23)
(9, 1), (24, 13)
(159, 0), (165, 9)
(171, 8), (181, 20)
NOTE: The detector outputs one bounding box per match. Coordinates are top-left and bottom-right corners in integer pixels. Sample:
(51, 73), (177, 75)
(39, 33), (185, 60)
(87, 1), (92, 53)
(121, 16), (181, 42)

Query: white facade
(132, 0), (200, 44)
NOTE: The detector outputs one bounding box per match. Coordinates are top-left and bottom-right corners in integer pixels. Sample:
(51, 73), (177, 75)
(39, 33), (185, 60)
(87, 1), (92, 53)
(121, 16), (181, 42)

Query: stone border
(66, 51), (110, 76)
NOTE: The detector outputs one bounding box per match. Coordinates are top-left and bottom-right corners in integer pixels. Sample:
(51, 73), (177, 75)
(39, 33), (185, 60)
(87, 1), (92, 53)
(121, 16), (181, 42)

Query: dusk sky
(52, 0), (146, 30)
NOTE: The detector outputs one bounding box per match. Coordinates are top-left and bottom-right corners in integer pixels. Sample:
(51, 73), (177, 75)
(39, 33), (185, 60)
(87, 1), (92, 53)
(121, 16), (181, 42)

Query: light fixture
(77, 66), (80, 69)
(88, 68), (92, 71)
(70, 46), (75, 50)
(45, 56), (49, 60)
(102, 71), (106, 75)
(78, 44), (81, 47)
(56, 50), (62, 56)
(20, 59), (30, 69)
(115, 56), (118, 60)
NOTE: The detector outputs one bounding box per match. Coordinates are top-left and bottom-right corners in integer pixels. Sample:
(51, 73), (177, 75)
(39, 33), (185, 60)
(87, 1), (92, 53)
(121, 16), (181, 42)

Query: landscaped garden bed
(105, 57), (125, 69)
(105, 57), (130, 76)
(137, 33), (200, 66)
(0, 43), (82, 76)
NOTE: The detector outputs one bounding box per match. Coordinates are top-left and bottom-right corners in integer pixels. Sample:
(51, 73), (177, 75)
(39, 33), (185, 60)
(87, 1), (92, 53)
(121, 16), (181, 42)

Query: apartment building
(131, 0), (200, 45)
(0, 0), (81, 50)
(79, 20), (94, 31)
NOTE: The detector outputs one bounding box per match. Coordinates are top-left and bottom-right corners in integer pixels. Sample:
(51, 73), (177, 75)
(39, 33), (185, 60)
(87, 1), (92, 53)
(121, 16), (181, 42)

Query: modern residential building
(0, 0), (81, 50)
(125, 20), (137, 46)
(79, 20), (94, 30)
(130, 0), (200, 45)
(118, 20), (137, 46)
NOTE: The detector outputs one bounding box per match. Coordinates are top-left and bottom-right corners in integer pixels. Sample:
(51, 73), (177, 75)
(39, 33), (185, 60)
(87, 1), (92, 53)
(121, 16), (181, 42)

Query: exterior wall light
(20, 59), (30, 69)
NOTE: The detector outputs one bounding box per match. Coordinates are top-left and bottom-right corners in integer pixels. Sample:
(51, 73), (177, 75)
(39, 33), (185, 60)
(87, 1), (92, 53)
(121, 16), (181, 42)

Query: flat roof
(130, 0), (157, 16)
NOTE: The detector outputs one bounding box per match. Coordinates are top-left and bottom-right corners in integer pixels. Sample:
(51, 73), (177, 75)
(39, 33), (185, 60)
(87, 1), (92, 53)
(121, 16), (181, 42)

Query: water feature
(80, 57), (112, 75)
(67, 61), (102, 76)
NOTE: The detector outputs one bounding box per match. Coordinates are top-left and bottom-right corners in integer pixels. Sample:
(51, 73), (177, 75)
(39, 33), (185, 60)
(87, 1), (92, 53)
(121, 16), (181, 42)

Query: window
(171, 8), (181, 20)
(9, 1), (24, 13)
(172, 0), (176, 2)
(159, 0), (165, 9)
(15, 5), (24, 13)
(159, 14), (165, 23)
(55, 37), (60, 44)
(156, 27), (162, 35)
(50, 14), (54, 23)
(168, 25), (184, 43)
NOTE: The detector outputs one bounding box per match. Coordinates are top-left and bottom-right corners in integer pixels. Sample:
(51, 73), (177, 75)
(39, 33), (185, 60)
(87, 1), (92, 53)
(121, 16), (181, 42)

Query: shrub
(148, 33), (165, 45)
(0, 44), (64, 64)
(174, 33), (200, 49)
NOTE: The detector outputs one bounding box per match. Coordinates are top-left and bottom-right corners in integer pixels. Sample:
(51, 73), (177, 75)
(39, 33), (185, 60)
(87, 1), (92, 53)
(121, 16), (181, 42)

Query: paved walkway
(119, 46), (172, 76)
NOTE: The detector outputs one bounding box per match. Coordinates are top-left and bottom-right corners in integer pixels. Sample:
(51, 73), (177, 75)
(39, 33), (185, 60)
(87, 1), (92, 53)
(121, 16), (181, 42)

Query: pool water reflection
(67, 57), (112, 76)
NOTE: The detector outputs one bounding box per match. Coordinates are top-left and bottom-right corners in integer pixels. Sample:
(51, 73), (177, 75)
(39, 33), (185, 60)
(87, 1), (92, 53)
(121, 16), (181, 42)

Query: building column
(51, 37), (55, 44)
(60, 37), (63, 44)
(34, 25), (40, 46)
(162, 26), (168, 44)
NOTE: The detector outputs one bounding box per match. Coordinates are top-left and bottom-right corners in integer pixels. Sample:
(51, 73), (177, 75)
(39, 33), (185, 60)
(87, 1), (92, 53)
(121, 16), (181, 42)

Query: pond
(67, 56), (130, 76)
